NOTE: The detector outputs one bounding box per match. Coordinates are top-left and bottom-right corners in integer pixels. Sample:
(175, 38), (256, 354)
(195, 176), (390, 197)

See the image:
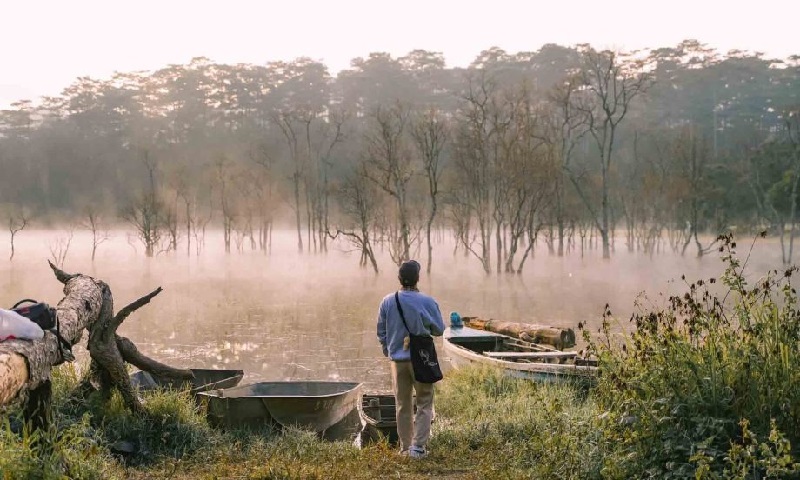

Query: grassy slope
(1, 364), (600, 480)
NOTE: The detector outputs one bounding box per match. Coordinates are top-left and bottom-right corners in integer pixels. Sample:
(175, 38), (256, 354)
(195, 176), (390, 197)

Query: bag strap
(394, 292), (411, 334)
(52, 309), (75, 363)
(11, 299), (39, 309)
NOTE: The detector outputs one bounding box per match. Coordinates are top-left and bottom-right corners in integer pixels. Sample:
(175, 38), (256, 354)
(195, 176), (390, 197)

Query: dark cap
(398, 260), (421, 287)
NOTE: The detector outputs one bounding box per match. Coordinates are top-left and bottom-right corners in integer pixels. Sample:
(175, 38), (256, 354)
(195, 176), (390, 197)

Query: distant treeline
(0, 40), (798, 270)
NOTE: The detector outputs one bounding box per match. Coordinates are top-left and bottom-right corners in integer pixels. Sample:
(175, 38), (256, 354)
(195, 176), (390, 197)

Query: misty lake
(0, 229), (786, 391)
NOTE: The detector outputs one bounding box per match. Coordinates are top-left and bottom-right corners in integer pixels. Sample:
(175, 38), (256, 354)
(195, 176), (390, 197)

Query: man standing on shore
(377, 260), (445, 459)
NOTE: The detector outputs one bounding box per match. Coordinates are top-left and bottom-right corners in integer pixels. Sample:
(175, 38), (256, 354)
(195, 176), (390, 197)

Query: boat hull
(444, 327), (597, 385)
(198, 381), (363, 432)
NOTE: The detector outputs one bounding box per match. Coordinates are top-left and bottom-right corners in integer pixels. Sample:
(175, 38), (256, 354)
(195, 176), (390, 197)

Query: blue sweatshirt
(377, 289), (445, 361)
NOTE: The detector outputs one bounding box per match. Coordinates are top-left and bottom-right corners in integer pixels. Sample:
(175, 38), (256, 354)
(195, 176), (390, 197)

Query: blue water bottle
(450, 311), (463, 328)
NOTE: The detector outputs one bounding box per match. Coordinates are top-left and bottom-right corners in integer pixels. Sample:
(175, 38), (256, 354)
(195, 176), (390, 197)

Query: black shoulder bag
(12, 299), (75, 363)
(394, 292), (443, 384)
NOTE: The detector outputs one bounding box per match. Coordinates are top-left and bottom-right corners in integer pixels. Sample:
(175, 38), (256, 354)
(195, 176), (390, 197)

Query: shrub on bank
(587, 234), (800, 478)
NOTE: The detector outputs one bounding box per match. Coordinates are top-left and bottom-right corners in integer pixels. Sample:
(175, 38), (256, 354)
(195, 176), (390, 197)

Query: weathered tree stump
(0, 262), (192, 422)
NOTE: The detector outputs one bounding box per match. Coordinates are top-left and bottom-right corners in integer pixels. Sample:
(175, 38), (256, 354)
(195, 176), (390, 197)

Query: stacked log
(463, 317), (576, 349)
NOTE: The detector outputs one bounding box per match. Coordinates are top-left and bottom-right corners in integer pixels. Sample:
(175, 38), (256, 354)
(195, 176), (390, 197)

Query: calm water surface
(0, 229), (786, 391)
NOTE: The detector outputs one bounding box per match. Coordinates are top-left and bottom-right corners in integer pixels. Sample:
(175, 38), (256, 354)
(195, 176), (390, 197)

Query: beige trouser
(391, 360), (435, 452)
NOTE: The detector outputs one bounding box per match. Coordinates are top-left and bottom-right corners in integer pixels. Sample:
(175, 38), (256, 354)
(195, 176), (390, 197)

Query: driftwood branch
(49, 259), (77, 284)
(117, 336), (193, 380)
(111, 287), (162, 330)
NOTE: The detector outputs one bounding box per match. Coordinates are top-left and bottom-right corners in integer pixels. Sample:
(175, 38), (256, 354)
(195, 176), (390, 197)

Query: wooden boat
(358, 393), (398, 444)
(130, 368), (244, 394)
(444, 326), (597, 385)
(358, 394), (424, 445)
(197, 381), (363, 432)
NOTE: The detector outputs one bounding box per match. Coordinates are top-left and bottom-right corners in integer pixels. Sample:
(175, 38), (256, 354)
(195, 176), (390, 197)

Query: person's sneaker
(408, 446), (427, 459)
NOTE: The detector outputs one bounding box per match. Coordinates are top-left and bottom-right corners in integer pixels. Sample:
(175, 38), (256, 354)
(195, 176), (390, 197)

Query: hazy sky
(1, 0), (797, 109)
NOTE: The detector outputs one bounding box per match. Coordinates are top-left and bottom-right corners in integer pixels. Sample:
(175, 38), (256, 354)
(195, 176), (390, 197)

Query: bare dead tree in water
(272, 109), (306, 253)
(213, 155), (237, 253)
(162, 162), (193, 254)
(449, 192), (473, 258)
(637, 131), (691, 255)
(233, 173), (260, 253)
(546, 74), (590, 257)
(48, 226), (75, 268)
(191, 196), (213, 256)
(745, 108), (800, 264)
(251, 171), (275, 255)
(176, 186), (194, 257)
(452, 73), (499, 274)
(502, 90), (556, 273)
(411, 107), (448, 274)
(299, 108), (347, 253)
(121, 149), (163, 257)
(490, 91), (517, 275)
(5, 204), (31, 261)
(572, 47), (651, 259)
(81, 205), (111, 261)
(332, 163), (381, 273)
(162, 194), (180, 253)
(619, 130), (661, 255)
(670, 127), (724, 258)
(363, 104), (415, 264)
(249, 141), (278, 254)
(783, 108), (800, 264)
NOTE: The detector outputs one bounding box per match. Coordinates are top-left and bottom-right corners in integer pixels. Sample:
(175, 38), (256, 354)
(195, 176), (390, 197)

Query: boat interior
(361, 394), (397, 424)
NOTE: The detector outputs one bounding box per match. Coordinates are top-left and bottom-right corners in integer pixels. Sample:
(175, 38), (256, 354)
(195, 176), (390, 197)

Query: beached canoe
(444, 326), (597, 385)
(130, 368), (244, 394)
(359, 393), (399, 444)
(197, 381), (363, 432)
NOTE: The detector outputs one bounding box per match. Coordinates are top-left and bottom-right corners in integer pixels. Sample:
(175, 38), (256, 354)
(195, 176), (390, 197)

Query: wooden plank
(483, 351), (578, 360)
(502, 339), (558, 352)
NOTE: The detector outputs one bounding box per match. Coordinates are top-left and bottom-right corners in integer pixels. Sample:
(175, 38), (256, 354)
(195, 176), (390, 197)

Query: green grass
(433, 365), (604, 479)
(115, 366), (603, 479)
(1, 363), (602, 480)
(1, 363), (123, 480)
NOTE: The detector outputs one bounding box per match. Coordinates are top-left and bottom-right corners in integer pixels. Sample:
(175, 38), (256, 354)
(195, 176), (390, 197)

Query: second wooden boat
(197, 381), (363, 432)
(444, 326), (597, 385)
(358, 393), (398, 444)
(130, 368), (244, 394)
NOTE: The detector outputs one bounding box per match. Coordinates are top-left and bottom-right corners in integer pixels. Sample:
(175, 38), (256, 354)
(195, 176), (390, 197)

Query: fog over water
(0, 229), (786, 391)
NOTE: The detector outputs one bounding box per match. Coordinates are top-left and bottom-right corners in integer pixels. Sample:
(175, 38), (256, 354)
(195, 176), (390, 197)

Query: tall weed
(587, 234), (800, 478)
